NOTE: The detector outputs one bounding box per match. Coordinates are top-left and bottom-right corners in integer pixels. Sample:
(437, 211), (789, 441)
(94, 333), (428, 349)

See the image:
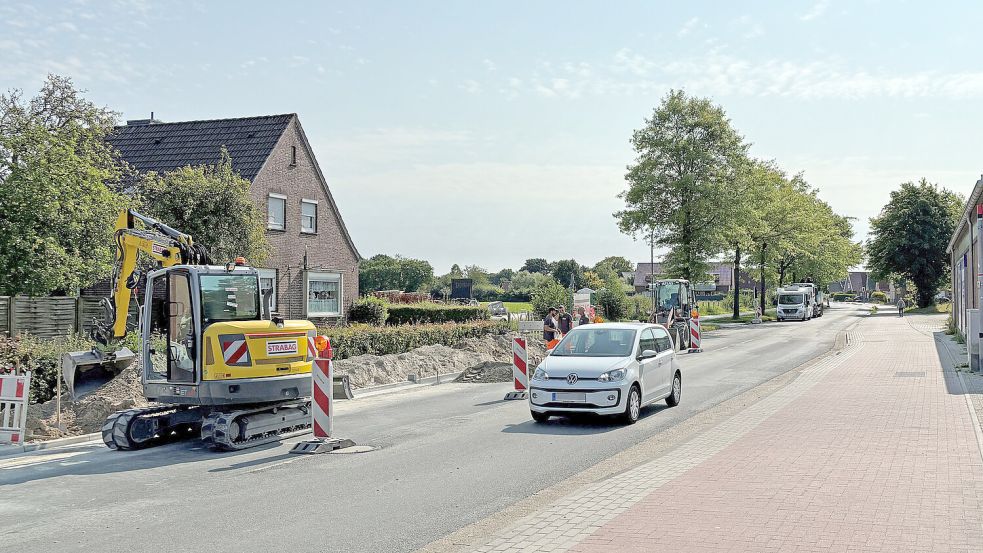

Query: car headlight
(532, 367), (549, 381)
(598, 368), (627, 382)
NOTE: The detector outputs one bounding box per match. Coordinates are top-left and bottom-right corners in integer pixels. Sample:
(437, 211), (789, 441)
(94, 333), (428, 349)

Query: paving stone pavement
(474, 314), (983, 552)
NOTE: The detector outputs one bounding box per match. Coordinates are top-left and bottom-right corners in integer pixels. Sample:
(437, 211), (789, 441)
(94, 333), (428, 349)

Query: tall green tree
(530, 278), (569, 317)
(616, 89), (748, 281)
(867, 179), (963, 307)
(594, 256), (633, 275)
(0, 75), (129, 295)
(137, 148), (269, 265)
(549, 259), (584, 289)
(520, 258), (550, 274)
(359, 254), (434, 292)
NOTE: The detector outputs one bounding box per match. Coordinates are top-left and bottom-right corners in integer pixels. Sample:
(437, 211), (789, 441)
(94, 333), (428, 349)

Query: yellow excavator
(62, 209), (317, 450)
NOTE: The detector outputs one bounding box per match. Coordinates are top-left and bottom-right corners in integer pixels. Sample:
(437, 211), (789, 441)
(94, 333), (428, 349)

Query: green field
(481, 301), (534, 313)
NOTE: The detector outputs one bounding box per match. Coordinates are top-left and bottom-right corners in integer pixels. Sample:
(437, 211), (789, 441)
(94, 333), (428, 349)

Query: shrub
(317, 320), (509, 359)
(596, 286), (629, 321)
(871, 291), (888, 303)
(386, 303), (490, 325)
(348, 297), (389, 325)
(0, 333), (99, 404)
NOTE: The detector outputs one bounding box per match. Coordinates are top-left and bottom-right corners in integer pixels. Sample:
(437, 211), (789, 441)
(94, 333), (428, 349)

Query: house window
(268, 193), (286, 230)
(256, 268), (277, 311)
(290, 145), (297, 166)
(301, 199), (317, 234)
(307, 271), (341, 317)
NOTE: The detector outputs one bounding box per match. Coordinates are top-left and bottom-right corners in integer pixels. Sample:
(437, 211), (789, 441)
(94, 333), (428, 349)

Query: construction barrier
(291, 337), (354, 454)
(504, 338), (528, 400)
(688, 311), (703, 353)
(0, 371), (31, 445)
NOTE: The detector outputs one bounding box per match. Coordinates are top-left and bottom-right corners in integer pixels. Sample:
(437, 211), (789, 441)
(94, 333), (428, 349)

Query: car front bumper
(528, 383), (627, 415)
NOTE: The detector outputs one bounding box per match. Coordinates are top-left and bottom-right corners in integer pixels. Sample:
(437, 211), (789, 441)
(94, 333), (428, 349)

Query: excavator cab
(651, 279), (698, 351)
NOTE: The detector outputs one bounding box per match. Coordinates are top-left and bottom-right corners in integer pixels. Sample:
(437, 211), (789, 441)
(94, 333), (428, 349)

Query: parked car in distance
(528, 323), (682, 425)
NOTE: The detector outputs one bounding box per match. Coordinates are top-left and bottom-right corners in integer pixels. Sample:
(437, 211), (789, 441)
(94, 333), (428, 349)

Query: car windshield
(200, 274), (260, 324)
(551, 328), (636, 357)
(779, 294), (804, 304)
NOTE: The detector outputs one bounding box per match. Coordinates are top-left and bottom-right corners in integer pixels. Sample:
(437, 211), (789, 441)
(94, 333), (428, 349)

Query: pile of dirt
(26, 363), (150, 440)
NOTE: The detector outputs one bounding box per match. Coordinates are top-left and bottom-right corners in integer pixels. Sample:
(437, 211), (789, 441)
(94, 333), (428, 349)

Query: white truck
(776, 285), (813, 321)
(792, 282), (823, 318)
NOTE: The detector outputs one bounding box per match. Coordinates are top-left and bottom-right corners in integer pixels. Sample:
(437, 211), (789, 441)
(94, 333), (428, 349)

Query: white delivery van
(776, 286), (811, 321)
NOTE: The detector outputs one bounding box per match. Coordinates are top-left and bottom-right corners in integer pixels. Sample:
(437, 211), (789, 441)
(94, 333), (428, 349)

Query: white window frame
(256, 268), (278, 311)
(301, 199), (318, 234)
(306, 271), (343, 317)
(268, 193), (287, 230)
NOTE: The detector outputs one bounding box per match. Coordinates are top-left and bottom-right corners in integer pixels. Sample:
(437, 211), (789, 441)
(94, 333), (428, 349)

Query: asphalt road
(0, 304), (865, 553)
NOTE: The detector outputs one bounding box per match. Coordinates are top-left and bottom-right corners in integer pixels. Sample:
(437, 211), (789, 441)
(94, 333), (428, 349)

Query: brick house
(633, 262), (756, 294)
(108, 114), (361, 324)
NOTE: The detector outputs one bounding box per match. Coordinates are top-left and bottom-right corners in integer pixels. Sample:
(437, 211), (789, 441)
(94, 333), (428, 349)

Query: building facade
(108, 114), (360, 324)
(947, 176), (983, 336)
(633, 261), (756, 295)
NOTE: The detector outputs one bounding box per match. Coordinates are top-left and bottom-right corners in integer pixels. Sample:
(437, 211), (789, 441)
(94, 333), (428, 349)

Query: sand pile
(26, 363), (152, 440)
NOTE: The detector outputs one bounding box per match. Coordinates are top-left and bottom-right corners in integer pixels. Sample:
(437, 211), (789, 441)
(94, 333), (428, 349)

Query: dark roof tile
(108, 114), (294, 182)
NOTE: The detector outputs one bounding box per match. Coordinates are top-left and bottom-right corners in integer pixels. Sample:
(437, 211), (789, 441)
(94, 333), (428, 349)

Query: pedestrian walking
(557, 305), (573, 335)
(543, 308), (560, 343)
(896, 297), (907, 317)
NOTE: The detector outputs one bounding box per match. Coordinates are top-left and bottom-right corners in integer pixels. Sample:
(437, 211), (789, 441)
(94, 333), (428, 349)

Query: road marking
(0, 450), (87, 470)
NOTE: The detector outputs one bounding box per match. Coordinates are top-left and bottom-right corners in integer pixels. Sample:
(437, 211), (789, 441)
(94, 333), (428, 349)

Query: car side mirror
(637, 349), (658, 360)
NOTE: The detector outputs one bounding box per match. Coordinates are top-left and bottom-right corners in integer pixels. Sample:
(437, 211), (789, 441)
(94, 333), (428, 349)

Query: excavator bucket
(61, 347), (136, 399)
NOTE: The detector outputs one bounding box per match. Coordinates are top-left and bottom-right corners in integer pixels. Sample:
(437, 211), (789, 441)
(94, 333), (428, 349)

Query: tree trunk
(759, 243), (767, 314)
(733, 244), (742, 319)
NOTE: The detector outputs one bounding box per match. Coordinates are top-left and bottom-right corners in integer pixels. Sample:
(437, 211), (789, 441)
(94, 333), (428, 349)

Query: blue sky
(2, 1), (981, 273)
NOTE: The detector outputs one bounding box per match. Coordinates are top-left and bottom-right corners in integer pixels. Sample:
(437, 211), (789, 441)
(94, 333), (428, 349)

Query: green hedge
(385, 303), (490, 325)
(1, 334), (97, 404)
(317, 320), (508, 360)
(348, 297), (389, 325)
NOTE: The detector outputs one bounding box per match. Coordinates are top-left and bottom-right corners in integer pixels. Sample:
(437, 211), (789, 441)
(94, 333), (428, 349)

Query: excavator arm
(99, 209), (211, 343)
(62, 209), (211, 398)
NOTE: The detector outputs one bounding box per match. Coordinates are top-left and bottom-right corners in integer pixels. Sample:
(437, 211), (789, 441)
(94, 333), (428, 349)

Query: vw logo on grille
(566, 373), (579, 385)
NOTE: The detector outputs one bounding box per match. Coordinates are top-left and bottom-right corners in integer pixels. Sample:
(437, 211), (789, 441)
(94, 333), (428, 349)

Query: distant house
(633, 261), (755, 294)
(106, 114), (361, 324)
(829, 271), (893, 300)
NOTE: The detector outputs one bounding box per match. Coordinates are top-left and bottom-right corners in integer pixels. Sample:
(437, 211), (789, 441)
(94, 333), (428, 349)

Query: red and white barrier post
(291, 337), (355, 454)
(504, 338), (529, 400)
(688, 310), (703, 353)
(0, 371), (31, 445)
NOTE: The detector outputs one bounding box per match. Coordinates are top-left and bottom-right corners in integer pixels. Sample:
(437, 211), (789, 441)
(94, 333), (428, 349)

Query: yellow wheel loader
(63, 210), (317, 450)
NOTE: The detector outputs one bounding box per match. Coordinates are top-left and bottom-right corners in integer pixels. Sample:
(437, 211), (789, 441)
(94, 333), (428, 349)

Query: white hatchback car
(528, 323), (682, 424)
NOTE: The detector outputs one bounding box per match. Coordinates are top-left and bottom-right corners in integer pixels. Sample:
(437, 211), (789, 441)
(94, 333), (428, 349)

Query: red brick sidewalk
(477, 314), (983, 552)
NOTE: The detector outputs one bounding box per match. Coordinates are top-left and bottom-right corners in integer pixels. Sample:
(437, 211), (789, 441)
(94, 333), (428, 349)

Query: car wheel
(666, 371), (681, 407)
(621, 385), (641, 425)
(531, 411), (551, 423)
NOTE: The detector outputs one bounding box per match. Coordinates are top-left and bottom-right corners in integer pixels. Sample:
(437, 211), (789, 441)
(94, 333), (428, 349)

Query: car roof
(573, 322), (650, 331)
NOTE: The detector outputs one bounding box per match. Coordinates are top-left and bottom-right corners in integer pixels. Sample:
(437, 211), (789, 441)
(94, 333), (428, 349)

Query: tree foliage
(0, 75), (129, 295)
(530, 278), (569, 317)
(617, 90), (748, 281)
(596, 274), (630, 321)
(549, 259), (584, 289)
(594, 256), (633, 276)
(867, 179), (963, 307)
(520, 258), (550, 274)
(360, 253), (435, 293)
(137, 148), (269, 265)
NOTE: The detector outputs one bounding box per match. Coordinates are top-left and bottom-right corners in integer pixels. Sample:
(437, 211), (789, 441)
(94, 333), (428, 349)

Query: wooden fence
(0, 296), (138, 338)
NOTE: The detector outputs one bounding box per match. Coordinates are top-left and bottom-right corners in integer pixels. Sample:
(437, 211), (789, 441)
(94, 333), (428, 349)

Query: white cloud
(732, 15), (763, 39)
(677, 17), (700, 37)
(800, 0), (830, 21)
(483, 58), (496, 72)
(459, 79), (482, 94)
(489, 49), (983, 101)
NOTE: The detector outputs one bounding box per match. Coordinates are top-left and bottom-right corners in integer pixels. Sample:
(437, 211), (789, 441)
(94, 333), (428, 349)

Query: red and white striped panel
(512, 338), (528, 391)
(0, 373), (27, 401)
(221, 339), (250, 365)
(689, 314), (701, 350)
(311, 355), (332, 439)
(307, 337), (317, 361)
(1, 372), (31, 445)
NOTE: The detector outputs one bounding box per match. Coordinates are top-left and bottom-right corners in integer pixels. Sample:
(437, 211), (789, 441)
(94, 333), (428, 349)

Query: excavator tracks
(101, 406), (205, 450)
(201, 401), (312, 451)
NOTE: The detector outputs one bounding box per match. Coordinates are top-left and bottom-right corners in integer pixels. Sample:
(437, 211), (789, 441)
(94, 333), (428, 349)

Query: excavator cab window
(145, 271), (197, 384)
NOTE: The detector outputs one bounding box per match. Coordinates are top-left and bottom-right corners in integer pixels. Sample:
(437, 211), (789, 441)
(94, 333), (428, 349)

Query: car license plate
(552, 392), (587, 402)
